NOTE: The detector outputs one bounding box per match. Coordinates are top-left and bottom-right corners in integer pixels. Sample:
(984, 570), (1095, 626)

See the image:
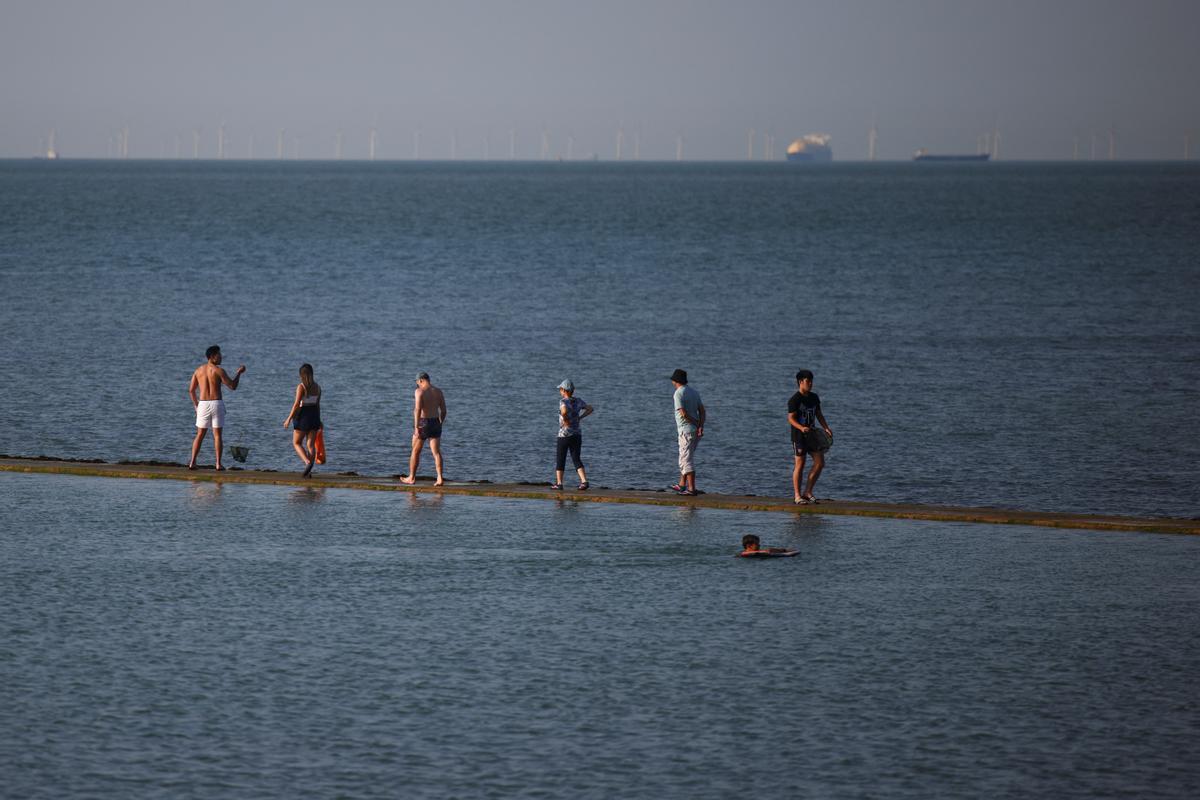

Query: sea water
(3, 162), (1200, 798)
(1, 160), (1198, 517)
(1, 472), (1198, 799)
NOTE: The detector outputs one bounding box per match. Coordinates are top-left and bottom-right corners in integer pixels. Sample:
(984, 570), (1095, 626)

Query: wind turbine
(217, 122), (226, 160)
(335, 130), (343, 160)
(748, 128), (755, 160)
(868, 117), (878, 162)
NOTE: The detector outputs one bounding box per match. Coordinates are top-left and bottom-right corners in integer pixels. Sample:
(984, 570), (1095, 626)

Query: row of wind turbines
(37, 124), (1195, 161)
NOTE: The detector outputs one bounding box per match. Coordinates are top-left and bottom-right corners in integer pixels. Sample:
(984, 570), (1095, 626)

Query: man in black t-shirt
(787, 369), (832, 504)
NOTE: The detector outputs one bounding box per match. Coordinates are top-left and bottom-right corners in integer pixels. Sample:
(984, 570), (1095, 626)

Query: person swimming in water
(738, 534), (797, 557)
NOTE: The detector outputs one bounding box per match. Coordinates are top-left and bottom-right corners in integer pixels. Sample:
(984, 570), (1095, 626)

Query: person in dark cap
(669, 368), (705, 496)
(401, 371), (446, 486)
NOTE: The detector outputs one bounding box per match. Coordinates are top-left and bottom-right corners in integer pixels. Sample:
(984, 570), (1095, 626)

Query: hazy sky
(3, 0), (1197, 160)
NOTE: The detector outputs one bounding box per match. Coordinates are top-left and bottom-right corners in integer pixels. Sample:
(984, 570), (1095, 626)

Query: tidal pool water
(2, 472), (1198, 798)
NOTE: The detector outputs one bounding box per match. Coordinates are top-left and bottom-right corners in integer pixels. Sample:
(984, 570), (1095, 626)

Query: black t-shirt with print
(787, 391), (821, 442)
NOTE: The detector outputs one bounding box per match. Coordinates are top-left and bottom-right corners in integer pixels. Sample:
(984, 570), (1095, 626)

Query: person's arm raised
(222, 365), (246, 390)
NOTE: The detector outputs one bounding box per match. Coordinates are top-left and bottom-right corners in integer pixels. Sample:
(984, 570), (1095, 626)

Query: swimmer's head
(741, 534), (760, 550)
(206, 345), (221, 363)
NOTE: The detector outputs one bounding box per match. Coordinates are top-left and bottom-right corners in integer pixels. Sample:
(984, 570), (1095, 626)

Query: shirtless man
(401, 372), (447, 486)
(188, 345), (246, 470)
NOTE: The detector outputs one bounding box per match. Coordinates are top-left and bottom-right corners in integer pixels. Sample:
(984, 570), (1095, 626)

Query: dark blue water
(2, 160), (1198, 516)
(2, 473), (1198, 799)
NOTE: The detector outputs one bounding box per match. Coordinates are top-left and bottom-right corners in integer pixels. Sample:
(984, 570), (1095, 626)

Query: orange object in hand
(314, 429), (327, 464)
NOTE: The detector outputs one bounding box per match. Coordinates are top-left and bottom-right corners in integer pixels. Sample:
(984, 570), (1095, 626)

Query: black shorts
(294, 405), (322, 432)
(794, 429), (830, 456)
(417, 417), (442, 440)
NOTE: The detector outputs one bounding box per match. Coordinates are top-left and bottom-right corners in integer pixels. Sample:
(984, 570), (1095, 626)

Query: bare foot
(214, 465), (225, 472)
(434, 477), (444, 486)
(188, 464), (196, 471)
(400, 476), (416, 485)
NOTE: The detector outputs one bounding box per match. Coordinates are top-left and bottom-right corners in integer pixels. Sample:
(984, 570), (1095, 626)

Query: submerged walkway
(2, 456), (1197, 536)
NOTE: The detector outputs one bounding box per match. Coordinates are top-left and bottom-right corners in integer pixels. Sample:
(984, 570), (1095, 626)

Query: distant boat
(913, 149), (989, 162)
(786, 134), (833, 163)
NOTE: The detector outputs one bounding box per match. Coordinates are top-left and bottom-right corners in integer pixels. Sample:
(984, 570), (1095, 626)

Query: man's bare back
(190, 362), (239, 402)
(415, 384), (446, 421)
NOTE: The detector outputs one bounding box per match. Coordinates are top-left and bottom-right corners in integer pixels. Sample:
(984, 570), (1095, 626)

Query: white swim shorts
(195, 399), (226, 429)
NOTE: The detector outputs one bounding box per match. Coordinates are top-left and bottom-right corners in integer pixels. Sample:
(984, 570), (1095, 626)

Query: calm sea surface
(2, 473), (1199, 799)
(1, 160), (1198, 516)
(3, 160), (1200, 797)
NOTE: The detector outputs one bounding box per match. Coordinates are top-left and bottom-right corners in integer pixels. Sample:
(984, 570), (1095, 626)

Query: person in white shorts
(669, 368), (705, 496)
(187, 345), (246, 471)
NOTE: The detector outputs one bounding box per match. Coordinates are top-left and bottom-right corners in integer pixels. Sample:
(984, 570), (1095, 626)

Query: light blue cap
(557, 379), (574, 391)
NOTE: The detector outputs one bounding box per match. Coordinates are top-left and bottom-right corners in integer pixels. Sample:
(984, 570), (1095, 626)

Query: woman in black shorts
(282, 363), (322, 477)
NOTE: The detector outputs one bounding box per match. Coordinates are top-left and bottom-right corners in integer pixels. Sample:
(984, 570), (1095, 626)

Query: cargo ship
(913, 149), (989, 162)
(786, 134), (832, 163)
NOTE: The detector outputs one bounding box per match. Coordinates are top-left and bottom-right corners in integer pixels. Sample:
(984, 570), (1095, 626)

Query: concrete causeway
(2, 456), (1197, 536)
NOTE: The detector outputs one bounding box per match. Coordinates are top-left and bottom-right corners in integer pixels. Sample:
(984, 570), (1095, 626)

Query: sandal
(578, 482), (590, 491)
(549, 482), (563, 490)
(795, 496), (811, 505)
(669, 483), (686, 493)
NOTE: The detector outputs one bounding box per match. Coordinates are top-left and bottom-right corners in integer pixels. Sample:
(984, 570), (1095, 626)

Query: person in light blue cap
(551, 379), (594, 490)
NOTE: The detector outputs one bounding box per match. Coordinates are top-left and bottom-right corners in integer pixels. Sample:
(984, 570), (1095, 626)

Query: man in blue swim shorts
(402, 372), (447, 486)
